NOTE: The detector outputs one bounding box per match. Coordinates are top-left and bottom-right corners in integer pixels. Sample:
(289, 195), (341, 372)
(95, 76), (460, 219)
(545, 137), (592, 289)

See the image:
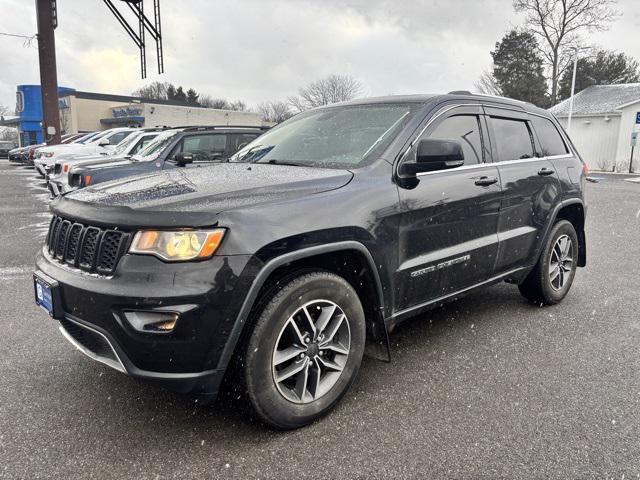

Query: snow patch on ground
(0, 266), (31, 280)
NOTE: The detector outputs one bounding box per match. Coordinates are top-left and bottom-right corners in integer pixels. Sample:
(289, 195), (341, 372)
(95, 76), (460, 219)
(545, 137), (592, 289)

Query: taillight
(84, 175), (92, 186)
(582, 163), (589, 175)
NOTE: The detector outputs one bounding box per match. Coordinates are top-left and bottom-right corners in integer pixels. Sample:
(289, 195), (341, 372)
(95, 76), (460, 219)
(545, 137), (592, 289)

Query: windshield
(110, 132), (143, 156)
(86, 130), (115, 144)
(75, 132), (99, 144)
(230, 103), (422, 169)
(131, 131), (179, 161)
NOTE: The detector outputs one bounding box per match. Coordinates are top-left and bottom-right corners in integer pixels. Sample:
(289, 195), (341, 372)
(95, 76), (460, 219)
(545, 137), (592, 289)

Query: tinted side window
(180, 134), (228, 162)
(490, 118), (534, 161)
(531, 116), (568, 156)
(428, 115), (483, 164)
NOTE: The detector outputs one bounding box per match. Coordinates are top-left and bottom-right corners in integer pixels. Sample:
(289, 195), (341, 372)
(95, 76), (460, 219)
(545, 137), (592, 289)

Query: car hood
(64, 154), (126, 169)
(77, 157), (141, 171)
(58, 163), (353, 225)
(39, 144), (101, 156)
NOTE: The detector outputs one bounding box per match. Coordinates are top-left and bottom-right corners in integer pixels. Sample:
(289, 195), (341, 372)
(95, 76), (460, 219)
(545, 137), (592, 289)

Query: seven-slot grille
(54, 163), (62, 175)
(46, 215), (131, 275)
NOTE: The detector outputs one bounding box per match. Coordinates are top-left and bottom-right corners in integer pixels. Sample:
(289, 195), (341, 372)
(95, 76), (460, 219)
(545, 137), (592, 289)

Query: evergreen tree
(186, 88), (199, 105)
(558, 50), (640, 100)
(166, 84), (177, 101)
(491, 30), (549, 107)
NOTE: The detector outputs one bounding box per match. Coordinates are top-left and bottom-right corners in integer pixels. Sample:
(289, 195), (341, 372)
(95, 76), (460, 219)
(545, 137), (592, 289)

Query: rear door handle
(538, 168), (555, 176)
(474, 176), (498, 187)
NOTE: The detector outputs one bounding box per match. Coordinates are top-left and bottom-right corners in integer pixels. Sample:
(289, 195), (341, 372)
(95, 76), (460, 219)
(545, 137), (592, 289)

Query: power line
(0, 31), (37, 47)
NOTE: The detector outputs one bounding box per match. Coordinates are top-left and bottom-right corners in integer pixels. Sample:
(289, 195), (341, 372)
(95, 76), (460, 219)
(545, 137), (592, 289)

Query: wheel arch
(552, 200), (586, 267)
(217, 241), (390, 376)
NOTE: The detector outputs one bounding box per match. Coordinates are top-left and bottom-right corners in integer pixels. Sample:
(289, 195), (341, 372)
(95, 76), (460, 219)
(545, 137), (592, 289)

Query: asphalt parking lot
(1, 160), (639, 479)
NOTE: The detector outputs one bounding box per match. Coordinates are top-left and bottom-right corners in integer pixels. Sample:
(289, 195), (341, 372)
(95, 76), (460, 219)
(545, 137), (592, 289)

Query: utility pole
(35, 0), (61, 145)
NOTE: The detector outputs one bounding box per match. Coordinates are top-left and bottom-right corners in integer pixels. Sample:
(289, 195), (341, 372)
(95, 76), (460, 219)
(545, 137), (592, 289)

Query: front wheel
(239, 271), (366, 429)
(519, 220), (579, 305)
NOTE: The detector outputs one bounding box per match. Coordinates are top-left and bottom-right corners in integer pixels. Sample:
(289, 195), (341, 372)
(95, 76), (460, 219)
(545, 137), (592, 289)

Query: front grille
(46, 215), (130, 275)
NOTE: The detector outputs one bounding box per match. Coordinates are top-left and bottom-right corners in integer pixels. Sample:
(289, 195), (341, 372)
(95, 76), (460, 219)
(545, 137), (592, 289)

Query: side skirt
(386, 267), (527, 332)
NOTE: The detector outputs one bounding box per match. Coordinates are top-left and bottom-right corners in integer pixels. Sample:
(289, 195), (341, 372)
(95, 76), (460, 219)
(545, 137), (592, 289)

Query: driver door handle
(538, 168), (555, 176)
(474, 176), (498, 187)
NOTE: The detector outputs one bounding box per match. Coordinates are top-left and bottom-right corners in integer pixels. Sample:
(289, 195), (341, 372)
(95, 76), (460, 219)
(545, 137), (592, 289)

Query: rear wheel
(519, 220), (578, 305)
(239, 271), (366, 429)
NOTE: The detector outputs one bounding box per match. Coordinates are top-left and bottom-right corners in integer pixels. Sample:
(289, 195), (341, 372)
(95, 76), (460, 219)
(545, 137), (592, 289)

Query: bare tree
(257, 101), (294, 124)
(289, 74), (363, 112)
(474, 70), (503, 96)
(132, 81), (171, 100)
(513, 0), (619, 104)
(228, 100), (248, 112)
(198, 96), (248, 111)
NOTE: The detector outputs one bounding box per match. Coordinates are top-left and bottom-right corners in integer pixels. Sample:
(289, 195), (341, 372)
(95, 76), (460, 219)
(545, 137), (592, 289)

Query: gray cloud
(0, 0), (638, 111)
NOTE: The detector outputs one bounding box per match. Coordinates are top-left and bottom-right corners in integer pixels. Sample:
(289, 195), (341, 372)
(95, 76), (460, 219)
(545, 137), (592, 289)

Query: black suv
(34, 93), (586, 429)
(67, 126), (267, 191)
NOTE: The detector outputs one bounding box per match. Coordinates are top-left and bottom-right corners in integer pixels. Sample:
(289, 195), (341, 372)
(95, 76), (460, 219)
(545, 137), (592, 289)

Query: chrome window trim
(399, 103), (482, 162)
(396, 102), (577, 178)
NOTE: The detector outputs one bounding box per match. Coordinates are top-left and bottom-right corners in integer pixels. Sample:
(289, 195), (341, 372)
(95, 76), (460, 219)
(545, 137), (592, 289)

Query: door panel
(395, 106), (501, 312)
(486, 113), (562, 273)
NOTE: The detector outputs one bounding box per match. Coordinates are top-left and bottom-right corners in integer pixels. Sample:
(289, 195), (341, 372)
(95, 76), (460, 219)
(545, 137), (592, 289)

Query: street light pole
(567, 47), (579, 136)
(35, 0), (61, 145)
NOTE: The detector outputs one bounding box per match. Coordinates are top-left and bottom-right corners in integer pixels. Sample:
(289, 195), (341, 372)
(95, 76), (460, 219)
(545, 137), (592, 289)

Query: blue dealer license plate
(34, 273), (55, 316)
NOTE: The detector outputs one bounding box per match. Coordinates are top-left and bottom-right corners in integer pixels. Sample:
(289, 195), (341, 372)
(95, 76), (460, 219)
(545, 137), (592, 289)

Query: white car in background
(34, 127), (137, 177)
(46, 129), (164, 197)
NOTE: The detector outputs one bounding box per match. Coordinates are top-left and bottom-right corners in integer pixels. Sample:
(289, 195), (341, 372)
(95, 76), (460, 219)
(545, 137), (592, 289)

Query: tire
(238, 271), (366, 429)
(518, 220), (579, 305)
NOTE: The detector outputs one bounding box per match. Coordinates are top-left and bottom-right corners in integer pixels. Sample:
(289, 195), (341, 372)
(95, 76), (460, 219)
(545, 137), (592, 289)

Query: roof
(334, 93), (532, 110)
(550, 84), (640, 117)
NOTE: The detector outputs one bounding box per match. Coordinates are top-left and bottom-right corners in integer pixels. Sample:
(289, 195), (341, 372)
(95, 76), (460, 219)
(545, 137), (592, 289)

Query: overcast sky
(1, 0), (639, 111)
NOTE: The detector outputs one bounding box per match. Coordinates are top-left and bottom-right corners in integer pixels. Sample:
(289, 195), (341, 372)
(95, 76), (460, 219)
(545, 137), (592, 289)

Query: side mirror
(174, 152), (194, 166)
(400, 139), (465, 175)
(98, 138), (111, 147)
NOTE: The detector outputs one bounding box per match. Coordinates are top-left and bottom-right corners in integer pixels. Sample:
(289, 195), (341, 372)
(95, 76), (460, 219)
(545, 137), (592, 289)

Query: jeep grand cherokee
(34, 93), (587, 429)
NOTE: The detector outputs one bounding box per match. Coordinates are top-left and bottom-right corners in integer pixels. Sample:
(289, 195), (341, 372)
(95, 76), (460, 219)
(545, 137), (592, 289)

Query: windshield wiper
(258, 159), (305, 167)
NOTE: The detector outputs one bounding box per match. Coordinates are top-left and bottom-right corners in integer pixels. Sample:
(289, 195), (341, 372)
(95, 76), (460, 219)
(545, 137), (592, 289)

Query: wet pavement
(1, 161), (640, 479)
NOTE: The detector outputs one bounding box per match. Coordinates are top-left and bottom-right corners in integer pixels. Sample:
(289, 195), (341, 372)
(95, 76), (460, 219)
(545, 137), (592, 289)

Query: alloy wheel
(272, 300), (351, 404)
(549, 234), (574, 291)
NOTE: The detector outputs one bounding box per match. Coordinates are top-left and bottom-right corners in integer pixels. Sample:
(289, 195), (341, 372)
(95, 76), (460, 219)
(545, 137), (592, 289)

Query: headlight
(44, 152), (54, 158)
(129, 229), (225, 261)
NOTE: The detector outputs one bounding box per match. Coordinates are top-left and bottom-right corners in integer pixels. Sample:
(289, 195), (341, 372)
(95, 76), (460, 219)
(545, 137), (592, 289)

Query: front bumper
(47, 179), (66, 197)
(36, 249), (259, 397)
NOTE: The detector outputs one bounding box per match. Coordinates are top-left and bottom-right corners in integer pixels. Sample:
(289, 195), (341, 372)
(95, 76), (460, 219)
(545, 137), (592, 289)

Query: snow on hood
(66, 163), (353, 214)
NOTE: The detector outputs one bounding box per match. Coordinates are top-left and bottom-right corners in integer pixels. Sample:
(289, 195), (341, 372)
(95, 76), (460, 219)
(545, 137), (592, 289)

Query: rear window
(531, 116), (568, 157)
(490, 117), (534, 162)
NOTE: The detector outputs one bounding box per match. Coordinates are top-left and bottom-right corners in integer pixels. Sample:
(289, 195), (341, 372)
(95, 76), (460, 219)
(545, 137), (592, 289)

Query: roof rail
(180, 125), (270, 132)
(448, 90), (473, 95)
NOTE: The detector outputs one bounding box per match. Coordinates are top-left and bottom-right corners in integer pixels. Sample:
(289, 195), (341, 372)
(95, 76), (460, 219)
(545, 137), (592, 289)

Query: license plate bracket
(34, 271), (63, 319)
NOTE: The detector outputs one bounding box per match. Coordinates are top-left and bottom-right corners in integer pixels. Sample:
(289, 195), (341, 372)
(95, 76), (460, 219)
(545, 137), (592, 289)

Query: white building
(549, 84), (640, 172)
(57, 90), (267, 134)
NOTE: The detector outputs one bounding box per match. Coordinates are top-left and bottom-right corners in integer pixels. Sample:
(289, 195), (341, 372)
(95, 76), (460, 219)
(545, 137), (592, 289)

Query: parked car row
(29, 92), (588, 428)
(6, 125), (267, 198)
(0, 140), (18, 158)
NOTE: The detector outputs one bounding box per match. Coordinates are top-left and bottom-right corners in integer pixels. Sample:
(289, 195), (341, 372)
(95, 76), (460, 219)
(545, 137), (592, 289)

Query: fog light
(124, 311), (179, 333)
